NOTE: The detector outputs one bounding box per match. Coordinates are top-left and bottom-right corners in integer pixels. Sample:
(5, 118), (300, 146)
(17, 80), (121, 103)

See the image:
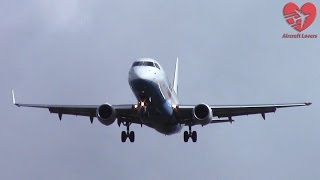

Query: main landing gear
(121, 122), (135, 143)
(184, 126), (197, 142)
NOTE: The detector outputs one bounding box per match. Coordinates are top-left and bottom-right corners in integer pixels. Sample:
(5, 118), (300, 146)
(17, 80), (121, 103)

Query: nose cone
(129, 67), (152, 82)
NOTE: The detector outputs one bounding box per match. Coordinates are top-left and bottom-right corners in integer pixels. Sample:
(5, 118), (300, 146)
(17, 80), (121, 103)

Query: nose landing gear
(133, 101), (150, 121)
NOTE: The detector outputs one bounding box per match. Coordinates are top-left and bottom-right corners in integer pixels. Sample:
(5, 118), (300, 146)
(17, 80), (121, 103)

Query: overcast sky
(1, 0), (319, 179)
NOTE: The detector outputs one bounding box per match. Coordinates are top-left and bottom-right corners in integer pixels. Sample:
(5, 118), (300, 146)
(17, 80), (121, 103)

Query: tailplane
(173, 58), (179, 95)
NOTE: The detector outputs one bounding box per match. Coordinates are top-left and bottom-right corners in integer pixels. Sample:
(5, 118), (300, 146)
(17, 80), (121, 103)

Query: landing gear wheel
(183, 126), (198, 143)
(191, 131), (197, 142)
(129, 131), (135, 142)
(184, 131), (189, 142)
(121, 131), (127, 142)
(121, 122), (135, 143)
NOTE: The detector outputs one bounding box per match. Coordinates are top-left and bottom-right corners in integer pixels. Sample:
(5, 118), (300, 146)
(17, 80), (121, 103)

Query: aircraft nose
(130, 67), (150, 81)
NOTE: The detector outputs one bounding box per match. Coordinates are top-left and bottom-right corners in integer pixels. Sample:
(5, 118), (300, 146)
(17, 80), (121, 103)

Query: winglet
(12, 90), (18, 106)
(305, 102), (312, 106)
(173, 57), (179, 95)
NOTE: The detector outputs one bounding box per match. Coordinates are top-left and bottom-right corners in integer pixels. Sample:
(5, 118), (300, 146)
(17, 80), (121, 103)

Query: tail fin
(173, 58), (179, 95)
(12, 90), (18, 106)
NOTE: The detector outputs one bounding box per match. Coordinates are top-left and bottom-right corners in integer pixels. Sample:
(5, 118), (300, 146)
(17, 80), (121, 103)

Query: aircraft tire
(184, 131), (189, 142)
(121, 131), (127, 142)
(191, 131), (197, 142)
(129, 131), (135, 142)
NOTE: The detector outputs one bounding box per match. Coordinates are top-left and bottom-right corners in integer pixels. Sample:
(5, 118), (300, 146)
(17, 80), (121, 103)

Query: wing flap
(213, 106), (276, 118)
(48, 106), (97, 117)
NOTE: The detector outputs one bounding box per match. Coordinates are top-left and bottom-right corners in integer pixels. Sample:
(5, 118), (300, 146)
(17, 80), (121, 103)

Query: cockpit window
(154, 63), (160, 69)
(144, 62), (154, 67)
(132, 62), (141, 67)
(132, 61), (160, 69)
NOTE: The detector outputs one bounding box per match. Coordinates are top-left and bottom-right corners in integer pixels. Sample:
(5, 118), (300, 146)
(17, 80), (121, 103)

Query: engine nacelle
(193, 103), (213, 126)
(96, 104), (116, 126)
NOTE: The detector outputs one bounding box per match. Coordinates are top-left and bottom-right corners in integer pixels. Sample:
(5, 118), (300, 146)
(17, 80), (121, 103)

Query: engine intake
(193, 103), (213, 125)
(96, 104), (116, 126)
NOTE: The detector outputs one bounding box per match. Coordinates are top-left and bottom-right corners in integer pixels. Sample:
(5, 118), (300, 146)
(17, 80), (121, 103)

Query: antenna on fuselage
(173, 57), (179, 95)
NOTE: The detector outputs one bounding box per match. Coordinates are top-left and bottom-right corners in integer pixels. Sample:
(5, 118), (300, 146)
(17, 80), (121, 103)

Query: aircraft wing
(177, 102), (311, 125)
(12, 91), (139, 124)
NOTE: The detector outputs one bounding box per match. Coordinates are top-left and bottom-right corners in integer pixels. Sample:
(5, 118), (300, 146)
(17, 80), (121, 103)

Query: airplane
(294, 9), (309, 28)
(12, 58), (311, 143)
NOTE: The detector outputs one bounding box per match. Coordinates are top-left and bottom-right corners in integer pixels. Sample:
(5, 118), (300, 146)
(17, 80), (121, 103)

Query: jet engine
(96, 104), (116, 126)
(193, 103), (213, 125)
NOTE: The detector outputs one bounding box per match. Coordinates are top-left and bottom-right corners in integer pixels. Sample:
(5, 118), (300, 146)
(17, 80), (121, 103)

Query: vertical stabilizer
(12, 90), (16, 105)
(173, 58), (179, 95)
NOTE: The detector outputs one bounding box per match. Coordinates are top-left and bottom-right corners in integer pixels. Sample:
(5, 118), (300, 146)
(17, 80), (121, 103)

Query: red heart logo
(283, 2), (317, 32)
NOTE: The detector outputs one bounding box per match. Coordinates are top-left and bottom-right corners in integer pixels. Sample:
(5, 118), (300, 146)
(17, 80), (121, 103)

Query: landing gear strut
(183, 126), (197, 142)
(121, 122), (135, 143)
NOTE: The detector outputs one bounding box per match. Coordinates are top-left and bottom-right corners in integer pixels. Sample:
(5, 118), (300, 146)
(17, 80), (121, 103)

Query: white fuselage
(128, 58), (181, 135)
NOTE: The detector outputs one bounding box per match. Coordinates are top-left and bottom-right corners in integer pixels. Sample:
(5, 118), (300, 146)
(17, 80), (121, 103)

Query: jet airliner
(12, 58), (311, 142)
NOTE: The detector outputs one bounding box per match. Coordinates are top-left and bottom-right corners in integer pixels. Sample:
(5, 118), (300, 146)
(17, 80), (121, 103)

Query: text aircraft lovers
(12, 58), (311, 143)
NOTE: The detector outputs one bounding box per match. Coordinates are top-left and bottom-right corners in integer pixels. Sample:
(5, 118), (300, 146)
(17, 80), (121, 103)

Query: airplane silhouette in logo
(294, 10), (310, 28)
(284, 9), (310, 29)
